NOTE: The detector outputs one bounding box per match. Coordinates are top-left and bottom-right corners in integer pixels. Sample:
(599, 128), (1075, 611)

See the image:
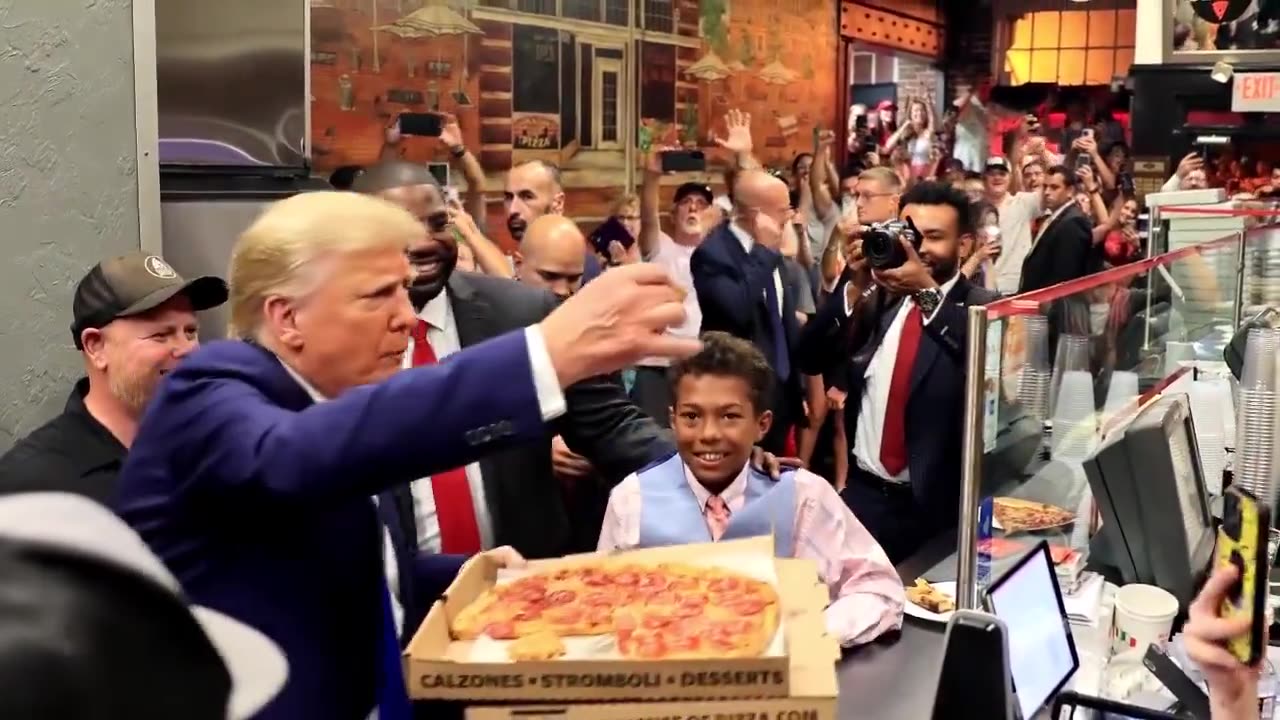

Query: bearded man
(0, 254), (227, 502)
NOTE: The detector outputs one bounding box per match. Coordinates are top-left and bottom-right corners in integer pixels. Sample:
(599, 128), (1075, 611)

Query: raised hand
(440, 114), (464, 150)
(1177, 152), (1205, 178)
(538, 264), (700, 386)
(713, 109), (754, 155)
(747, 208), (783, 251)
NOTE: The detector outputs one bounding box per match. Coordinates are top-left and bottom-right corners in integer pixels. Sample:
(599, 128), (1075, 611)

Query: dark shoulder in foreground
(451, 271), (558, 322)
(0, 418), (116, 502)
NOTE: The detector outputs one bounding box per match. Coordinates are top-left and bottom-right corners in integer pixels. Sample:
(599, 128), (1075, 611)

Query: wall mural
(309, 0), (837, 239)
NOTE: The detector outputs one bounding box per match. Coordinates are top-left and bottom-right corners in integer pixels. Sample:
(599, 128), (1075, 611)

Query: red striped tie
(412, 319), (482, 553)
(879, 305), (922, 477)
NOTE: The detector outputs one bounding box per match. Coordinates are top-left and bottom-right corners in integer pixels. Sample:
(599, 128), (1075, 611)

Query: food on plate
(1048, 544), (1081, 565)
(507, 631), (567, 661)
(993, 497), (1075, 533)
(906, 578), (955, 614)
(451, 561), (779, 660)
(978, 537), (1023, 558)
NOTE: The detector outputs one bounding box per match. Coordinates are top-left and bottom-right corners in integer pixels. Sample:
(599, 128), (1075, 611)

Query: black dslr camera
(862, 217), (922, 270)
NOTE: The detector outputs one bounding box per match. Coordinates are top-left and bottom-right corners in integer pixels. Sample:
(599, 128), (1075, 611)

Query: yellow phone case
(1216, 487), (1268, 665)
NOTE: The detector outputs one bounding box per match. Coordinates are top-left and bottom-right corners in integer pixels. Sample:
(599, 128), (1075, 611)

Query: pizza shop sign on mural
(1189, 0), (1250, 24)
(513, 115), (560, 150)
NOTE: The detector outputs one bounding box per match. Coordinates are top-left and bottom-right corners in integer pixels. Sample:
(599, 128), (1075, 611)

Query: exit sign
(1232, 73), (1280, 112)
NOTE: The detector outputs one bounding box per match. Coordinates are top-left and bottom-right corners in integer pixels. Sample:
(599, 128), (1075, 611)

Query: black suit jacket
(385, 272), (672, 565)
(1018, 204), (1096, 294)
(691, 223), (804, 417)
(796, 271), (998, 527)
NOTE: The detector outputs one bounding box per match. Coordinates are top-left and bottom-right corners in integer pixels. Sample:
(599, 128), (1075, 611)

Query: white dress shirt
(843, 273), (960, 483)
(728, 221), (785, 317)
(992, 191), (1043, 295)
(1031, 198), (1074, 247)
(401, 292), (495, 554)
(278, 320), (566, 639)
(638, 232), (701, 368)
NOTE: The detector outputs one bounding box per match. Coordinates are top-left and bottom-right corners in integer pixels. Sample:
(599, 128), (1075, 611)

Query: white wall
(1135, 0), (1163, 65)
(0, 0), (145, 449)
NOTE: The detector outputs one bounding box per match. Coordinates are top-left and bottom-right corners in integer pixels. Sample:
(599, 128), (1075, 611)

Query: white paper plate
(904, 581), (956, 623)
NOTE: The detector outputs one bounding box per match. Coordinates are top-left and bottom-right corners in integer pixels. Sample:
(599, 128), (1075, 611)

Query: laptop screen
(987, 542), (1080, 718)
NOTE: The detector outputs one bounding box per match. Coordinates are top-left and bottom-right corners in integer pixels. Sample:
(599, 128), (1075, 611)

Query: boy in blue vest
(598, 331), (904, 646)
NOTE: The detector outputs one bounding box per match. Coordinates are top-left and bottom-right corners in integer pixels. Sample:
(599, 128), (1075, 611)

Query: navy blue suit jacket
(115, 333), (548, 720)
(795, 271), (997, 528)
(690, 223), (803, 418)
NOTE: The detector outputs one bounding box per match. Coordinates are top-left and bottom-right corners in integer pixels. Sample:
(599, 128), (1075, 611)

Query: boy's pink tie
(705, 495), (730, 541)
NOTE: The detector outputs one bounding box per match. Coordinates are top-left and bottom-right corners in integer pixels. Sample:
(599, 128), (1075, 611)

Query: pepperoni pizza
(451, 561), (779, 660)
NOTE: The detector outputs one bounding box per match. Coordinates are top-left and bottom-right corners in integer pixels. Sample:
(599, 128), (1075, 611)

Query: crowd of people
(0, 104), (1265, 720)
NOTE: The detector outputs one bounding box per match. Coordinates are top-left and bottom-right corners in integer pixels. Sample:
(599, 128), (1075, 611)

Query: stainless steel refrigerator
(156, 0), (325, 339)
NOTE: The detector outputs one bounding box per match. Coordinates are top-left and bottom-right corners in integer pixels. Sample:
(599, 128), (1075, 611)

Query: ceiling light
(1211, 60), (1234, 83)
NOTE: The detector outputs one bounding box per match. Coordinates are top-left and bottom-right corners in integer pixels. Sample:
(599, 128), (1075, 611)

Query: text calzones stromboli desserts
(451, 561), (779, 660)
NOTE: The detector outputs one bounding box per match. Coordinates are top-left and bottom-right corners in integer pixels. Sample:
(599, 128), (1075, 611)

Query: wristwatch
(449, 145), (467, 159)
(913, 287), (942, 315)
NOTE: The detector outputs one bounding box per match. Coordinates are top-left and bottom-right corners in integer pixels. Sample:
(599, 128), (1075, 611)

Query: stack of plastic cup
(1050, 334), (1091, 418)
(1234, 327), (1280, 505)
(1017, 316), (1053, 425)
(1189, 381), (1230, 495)
(1102, 371), (1140, 426)
(1052, 370), (1100, 460)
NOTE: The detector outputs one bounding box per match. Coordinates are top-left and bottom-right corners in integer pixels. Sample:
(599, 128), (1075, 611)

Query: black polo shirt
(0, 378), (126, 503)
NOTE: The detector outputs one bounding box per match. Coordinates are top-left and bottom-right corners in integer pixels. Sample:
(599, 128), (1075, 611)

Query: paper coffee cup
(1111, 583), (1179, 657)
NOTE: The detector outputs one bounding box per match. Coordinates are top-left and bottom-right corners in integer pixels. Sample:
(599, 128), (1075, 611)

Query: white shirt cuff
(524, 326), (567, 421)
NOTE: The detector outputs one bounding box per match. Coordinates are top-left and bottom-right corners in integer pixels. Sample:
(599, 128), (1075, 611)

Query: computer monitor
(986, 541), (1080, 720)
(1081, 393), (1215, 608)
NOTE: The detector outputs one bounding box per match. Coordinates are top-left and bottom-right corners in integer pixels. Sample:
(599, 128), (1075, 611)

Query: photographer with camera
(796, 182), (997, 562)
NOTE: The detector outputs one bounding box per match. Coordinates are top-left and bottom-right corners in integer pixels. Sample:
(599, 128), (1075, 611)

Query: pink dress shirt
(597, 464), (905, 647)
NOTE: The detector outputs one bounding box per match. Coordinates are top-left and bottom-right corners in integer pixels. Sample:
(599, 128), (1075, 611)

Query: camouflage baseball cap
(70, 254), (228, 349)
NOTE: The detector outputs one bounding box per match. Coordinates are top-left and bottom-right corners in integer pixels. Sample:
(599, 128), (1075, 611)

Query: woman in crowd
(1099, 195), (1142, 266)
(597, 194), (643, 268)
(883, 96), (937, 180)
(961, 201), (1001, 290)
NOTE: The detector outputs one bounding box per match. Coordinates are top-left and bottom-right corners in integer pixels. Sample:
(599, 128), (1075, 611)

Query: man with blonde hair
(114, 191), (696, 720)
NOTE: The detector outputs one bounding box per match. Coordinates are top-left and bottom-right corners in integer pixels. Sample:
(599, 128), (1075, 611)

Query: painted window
(1003, 9), (1136, 86)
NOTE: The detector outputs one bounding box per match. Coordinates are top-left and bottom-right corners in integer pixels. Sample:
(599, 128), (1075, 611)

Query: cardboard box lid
(463, 606), (840, 720)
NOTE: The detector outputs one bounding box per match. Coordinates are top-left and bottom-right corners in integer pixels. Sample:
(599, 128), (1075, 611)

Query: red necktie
(1032, 213), (1047, 239)
(879, 305), (922, 477)
(412, 319), (482, 553)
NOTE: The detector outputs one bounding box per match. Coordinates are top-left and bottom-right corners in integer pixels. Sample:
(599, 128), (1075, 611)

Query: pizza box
(404, 537), (807, 702)
(463, 558), (840, 720)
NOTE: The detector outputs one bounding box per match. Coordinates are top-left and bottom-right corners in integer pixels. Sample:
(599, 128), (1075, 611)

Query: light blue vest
(636, 453), (796, 556)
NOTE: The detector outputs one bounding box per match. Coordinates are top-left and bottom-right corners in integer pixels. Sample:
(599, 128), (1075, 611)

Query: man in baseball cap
(0, 492), (286, 719)
(0, 254), (227, 502)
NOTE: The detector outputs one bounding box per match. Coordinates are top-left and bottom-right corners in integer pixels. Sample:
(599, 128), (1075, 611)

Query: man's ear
(755, 409), (774, 442)
(958, 232), (975, 261)
(263, 296), (303, 351)
(551, 191), (566, 215)
(80, 328), (109, 370)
